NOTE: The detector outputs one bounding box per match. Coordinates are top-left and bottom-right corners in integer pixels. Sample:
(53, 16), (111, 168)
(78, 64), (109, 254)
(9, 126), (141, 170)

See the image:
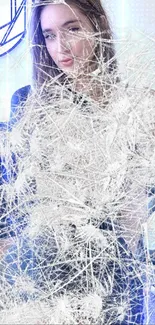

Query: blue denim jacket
(0, 85), (144, 324)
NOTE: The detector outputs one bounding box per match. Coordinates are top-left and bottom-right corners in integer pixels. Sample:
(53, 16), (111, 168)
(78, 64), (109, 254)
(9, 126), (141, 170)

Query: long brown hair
(30, 0), (117, 86)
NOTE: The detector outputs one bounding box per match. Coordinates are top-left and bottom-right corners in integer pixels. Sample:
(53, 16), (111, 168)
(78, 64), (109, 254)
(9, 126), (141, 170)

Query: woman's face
(40, 3), (96, 78)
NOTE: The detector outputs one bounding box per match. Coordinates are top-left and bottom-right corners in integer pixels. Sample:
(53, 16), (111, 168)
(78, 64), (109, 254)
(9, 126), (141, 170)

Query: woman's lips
(60, 58), (73, 67)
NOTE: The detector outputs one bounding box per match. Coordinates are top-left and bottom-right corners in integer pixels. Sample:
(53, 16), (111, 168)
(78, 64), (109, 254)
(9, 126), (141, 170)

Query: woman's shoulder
(11, 85), (32, 107)
(10, 85), (32, 129)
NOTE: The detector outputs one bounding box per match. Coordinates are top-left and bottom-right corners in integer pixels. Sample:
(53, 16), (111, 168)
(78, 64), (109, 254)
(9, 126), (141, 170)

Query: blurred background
(0, 0), (155, 122)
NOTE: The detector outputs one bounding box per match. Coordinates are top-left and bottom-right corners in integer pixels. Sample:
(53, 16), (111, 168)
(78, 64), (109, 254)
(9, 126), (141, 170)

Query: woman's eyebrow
(42, 28), (53, 33)
(62, 19), (80, 27)
(42, 20), (80, 33)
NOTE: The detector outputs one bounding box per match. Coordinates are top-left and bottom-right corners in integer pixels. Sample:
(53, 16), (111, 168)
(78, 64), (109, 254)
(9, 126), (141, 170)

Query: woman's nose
(57, 33), (70, 53)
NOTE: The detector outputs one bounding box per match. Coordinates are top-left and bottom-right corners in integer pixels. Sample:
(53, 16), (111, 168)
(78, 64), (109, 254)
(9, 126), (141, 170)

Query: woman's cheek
(46, 45), (56, 62)
(77, 39), (95, 60)
(73, 40), (87, 59)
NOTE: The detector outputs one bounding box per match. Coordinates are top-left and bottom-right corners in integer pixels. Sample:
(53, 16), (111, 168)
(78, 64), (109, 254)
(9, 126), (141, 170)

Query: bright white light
(0, 0), (31, 123)
(119, 0), (130, 37)
(121, 0), (125, 35)
(0, 97), (11, 122)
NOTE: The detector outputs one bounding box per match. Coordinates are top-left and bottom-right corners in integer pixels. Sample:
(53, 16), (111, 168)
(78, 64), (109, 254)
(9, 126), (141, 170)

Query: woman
(11, 0), (117, 110)
(0, 1), (144, 324)
(32, 0), (117, 86)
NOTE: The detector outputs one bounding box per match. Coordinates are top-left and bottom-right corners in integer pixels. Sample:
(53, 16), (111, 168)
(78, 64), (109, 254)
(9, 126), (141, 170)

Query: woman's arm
(0, 85), (32, 255)
(10, 85), (31, 129)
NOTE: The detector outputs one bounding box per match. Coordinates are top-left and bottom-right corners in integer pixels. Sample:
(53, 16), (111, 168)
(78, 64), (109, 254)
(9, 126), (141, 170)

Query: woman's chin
(62, 68), (82, 80)
(61, 61), (87, 79)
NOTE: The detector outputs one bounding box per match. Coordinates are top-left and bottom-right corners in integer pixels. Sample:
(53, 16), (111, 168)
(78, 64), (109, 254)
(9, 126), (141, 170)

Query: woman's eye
(68, 27), (80, 33)
(44, 33), (56, 40)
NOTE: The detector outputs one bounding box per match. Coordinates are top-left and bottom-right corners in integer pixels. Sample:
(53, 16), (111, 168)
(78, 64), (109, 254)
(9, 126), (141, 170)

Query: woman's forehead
(40, 3), (90, 30)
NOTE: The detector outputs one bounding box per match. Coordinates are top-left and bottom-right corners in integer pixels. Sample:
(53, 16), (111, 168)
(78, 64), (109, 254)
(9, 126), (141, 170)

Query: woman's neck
(71, 70), (103, 102)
